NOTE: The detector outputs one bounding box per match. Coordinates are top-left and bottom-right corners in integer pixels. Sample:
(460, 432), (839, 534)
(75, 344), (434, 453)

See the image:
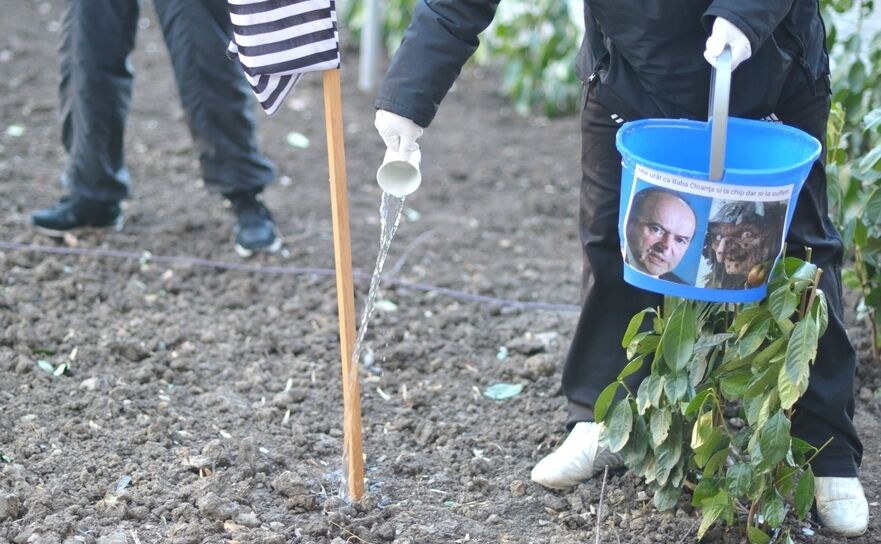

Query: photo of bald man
(624, 188), (698, 284)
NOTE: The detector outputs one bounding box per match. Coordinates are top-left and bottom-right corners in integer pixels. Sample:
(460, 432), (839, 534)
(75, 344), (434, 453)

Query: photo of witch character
(700, 200), (787, 289)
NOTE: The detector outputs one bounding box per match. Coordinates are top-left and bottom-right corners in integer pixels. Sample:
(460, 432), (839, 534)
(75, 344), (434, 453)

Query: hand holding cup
(374, 110), (424, 197)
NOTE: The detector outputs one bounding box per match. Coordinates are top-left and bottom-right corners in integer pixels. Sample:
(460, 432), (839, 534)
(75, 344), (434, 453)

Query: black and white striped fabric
(227, 0), (340, 115)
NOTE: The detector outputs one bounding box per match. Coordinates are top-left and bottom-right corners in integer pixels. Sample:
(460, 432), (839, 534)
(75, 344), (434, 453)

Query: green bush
(597, 258), (828, 541)
(823, 0), (881, 361)
(480, 2), (583, 117)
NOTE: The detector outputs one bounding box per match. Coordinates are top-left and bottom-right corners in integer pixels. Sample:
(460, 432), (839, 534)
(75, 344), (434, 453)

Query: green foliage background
(823, 1), (881, 361)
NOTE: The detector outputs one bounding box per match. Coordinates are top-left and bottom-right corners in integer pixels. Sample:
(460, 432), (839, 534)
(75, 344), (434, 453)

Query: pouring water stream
(351, 192), (406, 388)
(340, 192), (404, 498)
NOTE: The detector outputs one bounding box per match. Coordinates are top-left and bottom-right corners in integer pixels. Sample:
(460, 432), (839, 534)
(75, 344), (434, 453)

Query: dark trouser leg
(564, 91), (661, 429)
(60, 0), (140, 202)
(152, 0), (275, 194)
(776, 82), (862, 478)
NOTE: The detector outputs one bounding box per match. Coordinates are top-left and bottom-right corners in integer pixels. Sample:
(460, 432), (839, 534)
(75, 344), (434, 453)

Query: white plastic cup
(376, 148), (421, 197)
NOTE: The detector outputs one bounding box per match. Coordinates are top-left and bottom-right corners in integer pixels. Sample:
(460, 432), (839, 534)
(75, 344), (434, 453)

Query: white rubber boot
(530, 422), (624, 490)
(815, 476), (869, 537)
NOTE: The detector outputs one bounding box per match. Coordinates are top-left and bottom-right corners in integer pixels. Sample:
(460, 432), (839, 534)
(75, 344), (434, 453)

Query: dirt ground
(2, 2), (881, 543)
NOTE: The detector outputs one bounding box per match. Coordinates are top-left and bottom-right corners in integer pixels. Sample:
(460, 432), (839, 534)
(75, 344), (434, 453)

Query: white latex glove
(704, 17), (752, 71)
(375, 109), (423, 160)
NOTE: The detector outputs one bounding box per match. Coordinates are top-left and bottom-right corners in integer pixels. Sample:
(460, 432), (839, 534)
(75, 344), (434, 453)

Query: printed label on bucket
(622, 165), (792, 291)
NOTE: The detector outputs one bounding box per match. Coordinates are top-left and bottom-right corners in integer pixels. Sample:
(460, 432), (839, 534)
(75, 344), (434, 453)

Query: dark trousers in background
(59, 0), (275, 203)
(563, 79), (862, 478)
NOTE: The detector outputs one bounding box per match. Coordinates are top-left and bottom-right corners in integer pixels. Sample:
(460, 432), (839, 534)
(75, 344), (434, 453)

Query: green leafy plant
(823, 0), (881, 361)
(830, 106), (881, 360)
(596, 256), (828, 541)
(480, 1), (582, 117)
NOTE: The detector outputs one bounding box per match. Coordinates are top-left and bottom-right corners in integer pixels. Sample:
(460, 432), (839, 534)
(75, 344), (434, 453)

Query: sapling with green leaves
(829, 106), (881, 362)
(595, 255), (827, 542)
(822, 0), (881, 362)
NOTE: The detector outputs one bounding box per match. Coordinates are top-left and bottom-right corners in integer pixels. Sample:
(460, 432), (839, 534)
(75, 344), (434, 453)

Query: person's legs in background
(30, 0), (140, 235)
(153, 0), (280, 257)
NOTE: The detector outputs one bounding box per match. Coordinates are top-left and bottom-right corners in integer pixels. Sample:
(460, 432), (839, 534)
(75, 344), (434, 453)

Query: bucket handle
(708, 47), (732, 181)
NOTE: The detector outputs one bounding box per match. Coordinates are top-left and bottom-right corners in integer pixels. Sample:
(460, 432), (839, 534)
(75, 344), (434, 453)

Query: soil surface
(2, 2), (881, 543)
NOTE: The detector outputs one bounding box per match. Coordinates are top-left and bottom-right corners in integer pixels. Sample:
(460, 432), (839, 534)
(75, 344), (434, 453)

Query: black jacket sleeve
(375, 0), (500, 128)
(703, 0), (796, 53)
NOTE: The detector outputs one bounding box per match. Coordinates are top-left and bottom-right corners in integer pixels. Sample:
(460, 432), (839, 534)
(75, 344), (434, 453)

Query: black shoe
(30, 196), (123, 237)
(226, 191), (281, 258)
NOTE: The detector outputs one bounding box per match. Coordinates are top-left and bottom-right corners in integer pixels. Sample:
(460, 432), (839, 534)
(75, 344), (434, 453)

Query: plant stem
(801, 268), (823, 321)
(747, 499), (759, 531)
(854, 245), (880, 363)
(724, 303), (730, 332)
(869, 313), (879, 363)
(595, 466), (609, 544)
(774, 436), (835, 487)
(698, 301), (716, 323)
(711, 393), (731, 439)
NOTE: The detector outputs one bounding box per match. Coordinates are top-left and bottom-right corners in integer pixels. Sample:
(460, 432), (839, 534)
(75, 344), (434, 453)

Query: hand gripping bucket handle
(616, 45), (822, 302)
(708, 47), (732, 181)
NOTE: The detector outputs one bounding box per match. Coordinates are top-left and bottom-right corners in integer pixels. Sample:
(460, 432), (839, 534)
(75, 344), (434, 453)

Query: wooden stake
(322, 68), (365, 501)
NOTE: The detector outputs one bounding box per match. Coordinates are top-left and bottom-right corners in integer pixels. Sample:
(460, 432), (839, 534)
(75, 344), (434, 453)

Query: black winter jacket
(375, 0), (829, 127)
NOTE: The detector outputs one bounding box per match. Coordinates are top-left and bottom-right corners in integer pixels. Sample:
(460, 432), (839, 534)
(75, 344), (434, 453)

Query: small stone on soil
(97, 532), (128, 544)
(0, 492), (21, 520)
(79, 377), (99, 390)
(195, 492), (240, 520)
(509, 479), (526, 497)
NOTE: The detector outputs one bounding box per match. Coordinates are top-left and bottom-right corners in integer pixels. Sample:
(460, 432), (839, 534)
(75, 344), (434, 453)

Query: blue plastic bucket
(615, 50), (821, 303)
